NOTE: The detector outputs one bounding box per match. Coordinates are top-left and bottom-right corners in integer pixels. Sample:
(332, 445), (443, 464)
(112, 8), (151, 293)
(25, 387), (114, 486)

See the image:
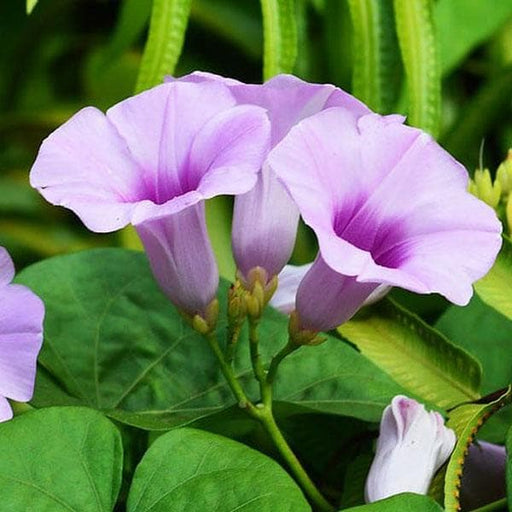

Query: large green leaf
(436, 295), (512, 442)
(0, 407), (123, 511)
(127, 427), (310, 511)
(342, 492), (444, 511)
(18, 249), (405, 430)
(436, 295), (512, 394)
(435, 0), (512, 75)
(338, 298), (482, 409)
(474, 236), (512, 322)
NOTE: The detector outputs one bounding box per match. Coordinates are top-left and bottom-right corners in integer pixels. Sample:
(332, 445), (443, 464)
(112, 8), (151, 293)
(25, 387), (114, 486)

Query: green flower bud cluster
(469, 149), (512, 233)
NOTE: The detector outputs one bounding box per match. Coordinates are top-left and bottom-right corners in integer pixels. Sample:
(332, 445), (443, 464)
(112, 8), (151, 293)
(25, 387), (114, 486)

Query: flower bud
(496, 149), (512, 195)
(365, 395), (456, 503)
(469, 168), (501, 209)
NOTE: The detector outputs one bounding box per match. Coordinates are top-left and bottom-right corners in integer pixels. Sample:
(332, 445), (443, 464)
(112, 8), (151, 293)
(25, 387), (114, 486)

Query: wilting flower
(268, 108), (502, 331)
(460, 441), (506, 510)
(0, 247), (44, 421)
(172, 72), (370, 286)
(365, 395), (456, 502)
(30, 81), (270, 317)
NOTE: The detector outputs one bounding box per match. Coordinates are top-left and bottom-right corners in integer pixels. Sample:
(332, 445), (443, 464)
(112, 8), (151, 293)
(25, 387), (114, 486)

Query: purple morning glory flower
(270, 263), (390, 315)
(268, 108), (502, 331)
(172, 72), (370, 285)
(0, 247), (44, 421)
(30, 81), (270, 317)
(365, 395), (455, 502)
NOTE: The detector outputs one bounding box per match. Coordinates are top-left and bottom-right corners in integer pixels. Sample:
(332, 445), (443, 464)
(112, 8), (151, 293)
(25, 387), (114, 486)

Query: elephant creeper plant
(28, 72), (501, 511)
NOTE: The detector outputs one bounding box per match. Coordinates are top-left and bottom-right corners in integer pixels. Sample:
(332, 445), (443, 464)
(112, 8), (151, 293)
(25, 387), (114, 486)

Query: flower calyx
(469, 168), (502, 209)
(187, 299), (219, 335)
(238, 267), (278, 319)
(288, 311), (326, 346)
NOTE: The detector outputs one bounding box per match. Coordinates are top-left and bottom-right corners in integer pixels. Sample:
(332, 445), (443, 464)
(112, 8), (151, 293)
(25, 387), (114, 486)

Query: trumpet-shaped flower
(30, 81), (270, 316)
(172, 72), (370, 284)
(270, 263), (389, 315)
(0, 247), (44, 421)
(268, 108), (502, 331)
(365, 395), (456, 502)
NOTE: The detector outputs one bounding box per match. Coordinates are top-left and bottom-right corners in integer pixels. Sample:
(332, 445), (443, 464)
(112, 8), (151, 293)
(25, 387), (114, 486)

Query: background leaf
(338, 298), (482, 409)
(16, 248), (405, 430)
(436, 295), (512, 395)
(435, 0), (512, 75)
(127, 427), (310, 511)
(0, 407), (123, 511)
(474, 235), (512, 321)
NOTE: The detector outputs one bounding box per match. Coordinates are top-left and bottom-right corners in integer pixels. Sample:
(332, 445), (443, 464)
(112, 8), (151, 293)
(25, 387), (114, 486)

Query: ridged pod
(135, 0), (192, 92)
(348, 0), (400, 113)
(393, 0), (440, 137)
(260, 0), (298, 80)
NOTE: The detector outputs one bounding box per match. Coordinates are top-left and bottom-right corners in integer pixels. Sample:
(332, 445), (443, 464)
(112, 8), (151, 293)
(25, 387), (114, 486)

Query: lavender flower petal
(269, 107), (502, 330)
(365, 395), (456, 502)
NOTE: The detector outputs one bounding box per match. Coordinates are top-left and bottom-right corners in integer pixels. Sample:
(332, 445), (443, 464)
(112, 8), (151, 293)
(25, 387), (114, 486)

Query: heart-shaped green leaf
(127, 427), (310, 511)
(17, 248), (405, 429)
(0, 406), (123, 511)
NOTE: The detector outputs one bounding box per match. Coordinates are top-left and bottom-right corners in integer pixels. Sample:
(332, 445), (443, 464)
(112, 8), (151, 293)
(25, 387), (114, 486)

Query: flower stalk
(202, 317), (333, 511)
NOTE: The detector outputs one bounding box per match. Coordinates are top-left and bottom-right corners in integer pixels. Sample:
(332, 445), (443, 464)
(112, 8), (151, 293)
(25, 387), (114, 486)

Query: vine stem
(255, 405), (335, 512)
(204, 331), (256, 414)
(249, 316), (266, 385)
(204, 329), (334, 511)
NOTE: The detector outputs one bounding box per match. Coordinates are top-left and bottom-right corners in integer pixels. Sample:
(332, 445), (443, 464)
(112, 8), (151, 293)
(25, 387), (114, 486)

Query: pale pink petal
(135, 203), (218, 315)
(270, 107), (502, 320)
(0, 284), (44, 401)
(30, 107), (142, 232)
(107, 81), (237, 204)
(296, 257), (379, 331)
(0, 247), (14, 286)
(0, 396), (13, 423)
(270, 263), (312, 314)
(365, 396), (456, 502)
(233, 166), (299, 281)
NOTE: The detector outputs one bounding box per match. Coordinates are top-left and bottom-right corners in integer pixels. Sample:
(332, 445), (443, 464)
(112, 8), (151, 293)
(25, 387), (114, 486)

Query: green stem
(249, 317), (266, 384)
(470, 498), (508, 512)
(207, 327), (331, 511)
(266, 340), (301, 386)
(205, 331), (256, 416)
(256, 407), (335, 511)
(225, 322), (242, 365)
